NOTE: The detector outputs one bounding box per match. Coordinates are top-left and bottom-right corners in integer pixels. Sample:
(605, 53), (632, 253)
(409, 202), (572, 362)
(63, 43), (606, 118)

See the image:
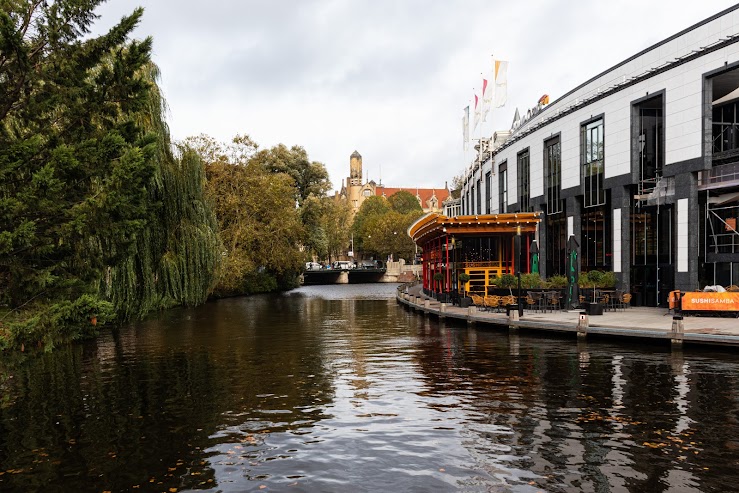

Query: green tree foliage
(352, 196), (390, 253)
(0, 2), (159, 347)
(0, 3), (221, 350)
(388, 190), (423, 214)
(352, 195), (422, 261)
(300, 196), (351, 262)
(188, 134), (306, 296)
(250, 144), (331, 206)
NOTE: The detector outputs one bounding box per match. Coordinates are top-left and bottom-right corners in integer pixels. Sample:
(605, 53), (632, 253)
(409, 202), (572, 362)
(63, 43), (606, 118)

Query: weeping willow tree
(0, 3), (220, 350)
(102, 63), (221, 320)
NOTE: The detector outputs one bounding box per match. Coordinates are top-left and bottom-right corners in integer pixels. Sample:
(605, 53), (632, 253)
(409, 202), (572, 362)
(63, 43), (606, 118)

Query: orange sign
(726, 217), (737, 232)
(681, 292), (739, 311)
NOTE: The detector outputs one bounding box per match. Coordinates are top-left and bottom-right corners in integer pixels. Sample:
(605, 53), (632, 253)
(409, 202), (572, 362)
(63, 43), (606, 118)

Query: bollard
(577, 311), (589, 338)
(440, 302), (447, 319)
(508, 305), (520, 327)
(467, 305), (476, 324)
(671, 315), (684, 346)
(424, 298), (430, 313)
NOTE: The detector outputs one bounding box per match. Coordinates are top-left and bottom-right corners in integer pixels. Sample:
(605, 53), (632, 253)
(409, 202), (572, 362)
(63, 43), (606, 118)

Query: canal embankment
(397, 283), (739, 347)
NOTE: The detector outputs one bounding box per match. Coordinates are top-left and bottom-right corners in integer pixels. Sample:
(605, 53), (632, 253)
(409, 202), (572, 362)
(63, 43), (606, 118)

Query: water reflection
(1, 284), (739, 492)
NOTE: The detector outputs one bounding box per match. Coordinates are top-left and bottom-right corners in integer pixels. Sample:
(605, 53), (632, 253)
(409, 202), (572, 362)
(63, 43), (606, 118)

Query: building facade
(338, 150), (450, 215)
(459, 6), (739, 306)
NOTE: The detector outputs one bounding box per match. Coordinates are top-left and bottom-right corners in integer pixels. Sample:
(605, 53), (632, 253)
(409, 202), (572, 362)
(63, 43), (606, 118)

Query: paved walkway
(399, 284), (739, 347)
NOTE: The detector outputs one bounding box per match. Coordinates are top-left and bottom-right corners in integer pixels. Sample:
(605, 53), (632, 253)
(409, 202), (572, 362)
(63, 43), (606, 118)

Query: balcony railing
(699, 161), (739, 191)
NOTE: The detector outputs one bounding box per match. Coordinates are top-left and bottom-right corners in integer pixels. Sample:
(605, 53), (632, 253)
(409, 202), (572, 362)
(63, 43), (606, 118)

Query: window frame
(544, 135), (563, 215)
(581, 116), (606, 207)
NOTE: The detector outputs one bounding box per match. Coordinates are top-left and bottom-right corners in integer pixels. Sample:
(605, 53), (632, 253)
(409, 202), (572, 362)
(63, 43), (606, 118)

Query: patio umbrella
(530, 240), (539, 275)
(565, 235), (580, 310)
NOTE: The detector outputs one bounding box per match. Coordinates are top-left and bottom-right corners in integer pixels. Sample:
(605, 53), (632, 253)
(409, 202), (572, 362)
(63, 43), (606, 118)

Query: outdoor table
(600, 290), (617, 311)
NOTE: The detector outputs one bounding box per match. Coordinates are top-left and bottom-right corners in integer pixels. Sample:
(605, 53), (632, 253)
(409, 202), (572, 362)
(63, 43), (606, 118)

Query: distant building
(337, 150), (450, 215)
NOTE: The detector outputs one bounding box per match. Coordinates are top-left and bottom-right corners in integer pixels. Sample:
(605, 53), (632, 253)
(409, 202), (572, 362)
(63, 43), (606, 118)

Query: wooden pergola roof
(408, 212), (541, 246)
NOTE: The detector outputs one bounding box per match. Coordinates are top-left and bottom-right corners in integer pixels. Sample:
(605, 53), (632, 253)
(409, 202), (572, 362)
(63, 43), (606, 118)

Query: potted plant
(433, 272), (444, 298)
(458, 272), (471, 307)
(457, 272), (470, 295)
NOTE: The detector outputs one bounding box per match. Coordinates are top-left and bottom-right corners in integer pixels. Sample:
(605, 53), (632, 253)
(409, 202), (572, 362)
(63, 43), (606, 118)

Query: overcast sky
(94, 1), (737, 193)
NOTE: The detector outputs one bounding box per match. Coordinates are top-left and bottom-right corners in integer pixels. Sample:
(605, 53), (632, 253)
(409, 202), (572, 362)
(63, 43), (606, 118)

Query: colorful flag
(481, 77), (491, 122)
(462, 106), (469, 151)
(494, 60), (508, 108)
(473, 93), (480, 131)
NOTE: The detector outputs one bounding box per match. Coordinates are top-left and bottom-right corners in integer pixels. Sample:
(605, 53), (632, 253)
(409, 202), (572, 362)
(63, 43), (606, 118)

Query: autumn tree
(388, 190), (423, 214)
(350, 194), (423, 261)
(187, 134), (308, 296)
(301, 196), (351, 263)
(250, 144), (331, 205)
(351, 196), (390, 254)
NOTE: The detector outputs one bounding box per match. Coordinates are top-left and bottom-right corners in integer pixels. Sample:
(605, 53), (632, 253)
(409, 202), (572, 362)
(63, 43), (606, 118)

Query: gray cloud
(94, 0), (738, 191)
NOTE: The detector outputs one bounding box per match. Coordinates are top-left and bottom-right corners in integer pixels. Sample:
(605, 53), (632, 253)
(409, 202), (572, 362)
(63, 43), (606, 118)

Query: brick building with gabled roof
(337, 150), (450, 215)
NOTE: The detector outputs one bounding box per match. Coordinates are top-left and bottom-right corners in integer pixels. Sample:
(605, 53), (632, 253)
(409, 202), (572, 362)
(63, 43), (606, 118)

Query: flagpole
(479, 74), (484, 175)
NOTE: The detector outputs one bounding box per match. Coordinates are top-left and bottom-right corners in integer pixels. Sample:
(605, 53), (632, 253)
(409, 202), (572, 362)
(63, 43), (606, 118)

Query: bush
(578, 270), (616, 288)
(601, 271), (617, 288)
(521, 273), (543, 289)
(546, 275), (568, 288)
(498, 273), (517, 289)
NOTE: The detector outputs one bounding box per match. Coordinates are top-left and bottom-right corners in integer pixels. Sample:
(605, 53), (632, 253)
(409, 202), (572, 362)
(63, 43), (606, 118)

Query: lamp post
(515, 225), (523, 317)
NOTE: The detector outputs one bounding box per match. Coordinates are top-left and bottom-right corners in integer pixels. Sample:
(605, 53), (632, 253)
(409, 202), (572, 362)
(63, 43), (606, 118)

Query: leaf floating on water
(169, 488), (178, 492)
(439, 468), (445, 472)
(259, 486), (267, 489)
(642, 442), (667, 449)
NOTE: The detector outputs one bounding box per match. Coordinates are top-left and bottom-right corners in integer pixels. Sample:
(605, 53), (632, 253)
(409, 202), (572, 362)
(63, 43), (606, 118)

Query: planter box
(584, 302), (604, 316)
(459, 297), (472, 308)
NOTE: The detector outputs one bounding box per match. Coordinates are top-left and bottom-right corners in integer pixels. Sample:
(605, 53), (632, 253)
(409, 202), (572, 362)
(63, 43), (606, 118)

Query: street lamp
(515, 225), (523, 317)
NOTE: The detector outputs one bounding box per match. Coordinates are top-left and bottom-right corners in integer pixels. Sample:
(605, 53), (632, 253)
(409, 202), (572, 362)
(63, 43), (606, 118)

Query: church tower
(349, 150), (362, 186)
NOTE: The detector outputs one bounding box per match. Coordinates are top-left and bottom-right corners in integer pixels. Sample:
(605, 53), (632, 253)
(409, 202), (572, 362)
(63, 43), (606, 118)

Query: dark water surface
(1, 284), (739, 492)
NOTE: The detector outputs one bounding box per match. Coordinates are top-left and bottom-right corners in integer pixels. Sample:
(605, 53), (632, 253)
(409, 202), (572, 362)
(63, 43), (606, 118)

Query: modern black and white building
(459, 6), (739, 307)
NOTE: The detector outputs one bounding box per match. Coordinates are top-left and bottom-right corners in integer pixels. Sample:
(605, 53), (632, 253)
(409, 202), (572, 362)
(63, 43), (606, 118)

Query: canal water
(1, 284), (738, 492)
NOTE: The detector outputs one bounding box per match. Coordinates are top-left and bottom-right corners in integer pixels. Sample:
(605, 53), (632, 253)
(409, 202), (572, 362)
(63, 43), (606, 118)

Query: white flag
(494, 60), (508, 108)
(481, 77), (491, 122)
(462, 106), (469, 151)
(473, 94), (480, 131)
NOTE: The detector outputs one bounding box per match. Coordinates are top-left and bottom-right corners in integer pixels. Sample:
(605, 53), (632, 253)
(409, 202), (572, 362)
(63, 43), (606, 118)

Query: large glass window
(712, 100), (739, 155)
(476, 178), (482, 215)
(545, 137), (562, 214)
(582, 118), (606, 207)
(517, 149), (530, 212)
(581, 205), (611, 271)
(499, 162), (508, 213)
(546, 211), (567, 276)
(485, 171), (492, 214)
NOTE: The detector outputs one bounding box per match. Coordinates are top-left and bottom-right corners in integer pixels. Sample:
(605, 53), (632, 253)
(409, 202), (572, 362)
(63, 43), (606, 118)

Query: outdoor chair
(470, 294), (485, 309)
(547, 292), (561, 312)
(528, 291), (544, 312)
(525, 293), (538, 312)
(601, 293), (610, 311)
(484, 295), (500, 312)
(616, 293), (632, 311)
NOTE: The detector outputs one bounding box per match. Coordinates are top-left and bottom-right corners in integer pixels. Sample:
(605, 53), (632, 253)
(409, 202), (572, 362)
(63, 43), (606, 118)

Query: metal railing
(699, 161), (739, 190)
